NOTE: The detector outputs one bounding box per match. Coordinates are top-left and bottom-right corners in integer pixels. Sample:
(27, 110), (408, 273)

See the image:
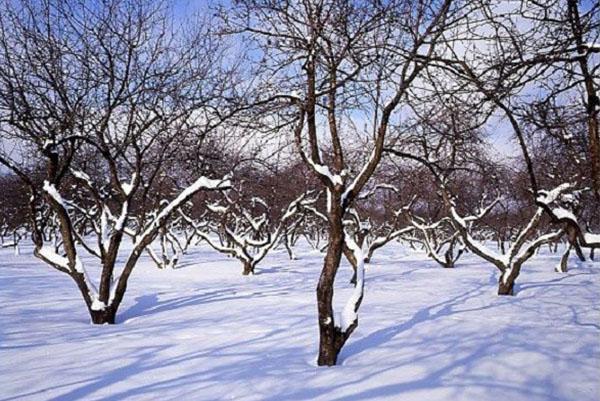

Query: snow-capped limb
(135, 176), (232, 248)
(70, 170), (93, 187)
(35, 245), (71, 273)
(121, 172), (137, 196)
(341, 149), (377, 207)
(38, 181), (106, 312)
(251, 196), (270, 210)
(463, 196), (502, 224)
(242, 210), (268, 232)
(304, 155), (344, 187)
(303, 203), (328, 223)
(102, 175), (233, 313)
(42, 181), (67, 207)
(535, 184), (600, 250)
(363, 197), (416, 264)
(206, 202), (229, 214)
(196, 190), (317, 275)
(357, 183), (400, 201)
(450, 204), (507, 270)
(365, 226), (414, 262)
(536, 183), (576, 206)
(338, 233), (365, 333)
(450, 200), (566, 295)
(408, 213), (463, 269)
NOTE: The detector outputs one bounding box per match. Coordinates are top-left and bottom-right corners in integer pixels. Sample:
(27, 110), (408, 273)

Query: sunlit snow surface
(1, 242), (598, 401)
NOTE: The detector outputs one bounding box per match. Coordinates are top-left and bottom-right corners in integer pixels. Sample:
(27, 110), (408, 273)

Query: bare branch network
(0, 0), (597, 366)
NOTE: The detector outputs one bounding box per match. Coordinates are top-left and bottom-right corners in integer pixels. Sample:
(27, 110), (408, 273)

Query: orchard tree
(228, 0), (458, 365)
(420, 0), (599, 254)
(0, 0), (237, 323)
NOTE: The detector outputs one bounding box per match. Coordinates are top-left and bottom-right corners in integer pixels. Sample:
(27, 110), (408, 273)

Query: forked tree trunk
(497, 265), (521, 296)
(497, 276), (515, 296)
(317, 203), (346, 366)
(441, 239), (461, 268)
(89, 306), (117, 324)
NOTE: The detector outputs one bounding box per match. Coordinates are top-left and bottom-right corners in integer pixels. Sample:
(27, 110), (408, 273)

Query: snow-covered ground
(1, 242), (598, 401)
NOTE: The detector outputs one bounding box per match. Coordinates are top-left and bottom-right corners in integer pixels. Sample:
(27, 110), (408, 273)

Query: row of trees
(0, 0), (598, 366)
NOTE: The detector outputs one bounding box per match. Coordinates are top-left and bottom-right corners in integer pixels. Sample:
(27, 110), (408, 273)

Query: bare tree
(418, 0), (599, 253)
(228, 0), (457, 365)
(0, 0), (237, 323)
(194, 186), (317, 275)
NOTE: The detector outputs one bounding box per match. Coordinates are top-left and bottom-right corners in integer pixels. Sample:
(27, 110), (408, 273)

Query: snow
(42, 180), (66, 206)
(72, 170), (92, 184)
(551, 207), (577, 222)
(339, 235), (365, 332)
(307, 159), (343, 186)
(136, 176), (231, 247)
(584, 233), (600, 246)
(1, 242), (598, 401)
(536, 183), (574, 205)
(206, 203), (228, 214)
(121, 173), (137, 196)
(114, 201), (128, 231)
(37, 245), (70, 269)
(91, 298), (107, 311)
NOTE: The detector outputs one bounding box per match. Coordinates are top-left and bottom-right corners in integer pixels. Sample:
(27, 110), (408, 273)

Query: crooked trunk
(317, 202), (345, 366)
(344, 246), (358, 285)
(557, 245), (571, 273)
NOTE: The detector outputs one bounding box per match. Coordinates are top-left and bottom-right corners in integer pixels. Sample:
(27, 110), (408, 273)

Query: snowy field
(1, 242), (598, 401)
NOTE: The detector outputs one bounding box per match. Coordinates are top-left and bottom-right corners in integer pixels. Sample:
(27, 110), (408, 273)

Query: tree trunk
(89, 306), (117, 324)
(317, 202), (345, 366)
(497, 265), (520, 296)
(497, 276), (514, 295)
(556, 245), (571, 273)
(343, 245), (358, 285)
(242, 260), (254, 275)
(284, 234), (296, 260)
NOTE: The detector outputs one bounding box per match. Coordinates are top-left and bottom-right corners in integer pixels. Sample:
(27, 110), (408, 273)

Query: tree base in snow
(242, 262), (255, 276)
(90, 308), (117, 324)
(497, 280), (515, 296)
(317, 327), (347, 366)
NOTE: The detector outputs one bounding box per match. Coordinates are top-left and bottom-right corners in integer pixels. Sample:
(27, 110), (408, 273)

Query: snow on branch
(536, 183), (599, 249)
(337, 233), (365, 333)
(135, 176), (231, 248)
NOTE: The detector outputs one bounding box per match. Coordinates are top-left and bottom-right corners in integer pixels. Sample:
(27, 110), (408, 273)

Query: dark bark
(497, 276), (515, 296)
(557, 245), (571, 273)
(242, 260), (254, 275)
(497, 265), (521, 296)
(317, 199), (345, 366)
(343, 245), (358, 285)
(89, 306), (117, 324)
